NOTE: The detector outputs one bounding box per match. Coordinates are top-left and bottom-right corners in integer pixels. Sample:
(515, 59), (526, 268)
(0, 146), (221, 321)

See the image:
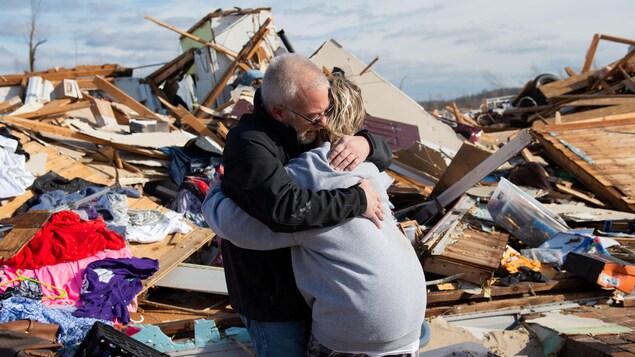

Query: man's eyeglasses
(284, 105), (334, 125)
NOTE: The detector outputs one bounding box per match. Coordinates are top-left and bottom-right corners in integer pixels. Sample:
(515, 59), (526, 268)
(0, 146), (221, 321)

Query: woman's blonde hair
(321, 75), (366, 142)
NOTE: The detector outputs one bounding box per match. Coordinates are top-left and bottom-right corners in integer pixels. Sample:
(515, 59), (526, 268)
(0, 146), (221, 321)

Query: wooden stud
(582, 34), (601, 74)
(93, 76), (160, 120)
(2, 115), (169, 159)
(19, 99), (90, 119)
(0, 96), (23, 114)
(157, 96), (225, 147)
(359, 56), (379, 76)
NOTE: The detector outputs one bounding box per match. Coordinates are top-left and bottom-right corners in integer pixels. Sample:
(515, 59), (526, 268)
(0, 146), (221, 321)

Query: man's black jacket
(220, 90), (393, 321)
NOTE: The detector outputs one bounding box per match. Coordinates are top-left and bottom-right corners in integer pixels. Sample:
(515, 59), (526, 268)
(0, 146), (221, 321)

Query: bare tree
(28, 0), (46, 72)
(483, 71), (506, 89)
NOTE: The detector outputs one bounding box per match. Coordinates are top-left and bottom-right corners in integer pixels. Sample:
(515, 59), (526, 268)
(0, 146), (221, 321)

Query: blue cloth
(240, 314), (307, 357)
(73, 257), (159, 324)
(29, 186), (140, 212)
(0, 296), (111, 346)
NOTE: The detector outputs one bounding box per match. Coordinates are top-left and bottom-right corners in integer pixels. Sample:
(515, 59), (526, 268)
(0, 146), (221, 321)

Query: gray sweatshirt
(202, 143), (426, 353)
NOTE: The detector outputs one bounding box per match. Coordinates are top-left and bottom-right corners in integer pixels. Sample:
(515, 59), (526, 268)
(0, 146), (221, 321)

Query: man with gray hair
(217, 53), (392, 356)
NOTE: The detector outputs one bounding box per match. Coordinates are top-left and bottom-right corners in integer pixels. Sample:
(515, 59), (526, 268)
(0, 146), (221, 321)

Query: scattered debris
(1, 7), (635, 354)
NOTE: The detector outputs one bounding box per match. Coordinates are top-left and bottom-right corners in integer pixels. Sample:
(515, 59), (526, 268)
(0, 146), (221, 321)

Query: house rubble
(1, 7), (635, 356)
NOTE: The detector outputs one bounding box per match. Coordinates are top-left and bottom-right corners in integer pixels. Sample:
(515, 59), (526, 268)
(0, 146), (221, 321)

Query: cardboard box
(563, 251), (635, 293)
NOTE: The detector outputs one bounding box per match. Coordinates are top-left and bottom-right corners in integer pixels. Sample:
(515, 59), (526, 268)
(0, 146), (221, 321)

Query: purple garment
(73, 257), (159, 323)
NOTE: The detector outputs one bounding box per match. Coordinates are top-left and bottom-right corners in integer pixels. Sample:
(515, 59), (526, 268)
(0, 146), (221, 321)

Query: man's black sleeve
(356, 129), (393, 171)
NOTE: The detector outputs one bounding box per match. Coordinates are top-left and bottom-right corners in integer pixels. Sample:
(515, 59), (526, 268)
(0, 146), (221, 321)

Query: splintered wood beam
(145, 15), (209, 46)
(1, 115), (169, 159)
(582, 34), (601, 74)
(146, 47), (196, 85)
(0, 96), (23, 114)
(157, 96), (225, 147)
(450, 102), (480, 127)
(599, 34), (635, 46)
(0, 64), (130, 87)
(359, 56), (379, 76)
(618, 66), (635, 93)
(144, 16), (245, 65)
(93, 76), (159, 120)
(197, 18), (272, 116)
(589, 48), (635, 91)
(564, 67), (577, 77)
(555, 183), (606, 207)
(19, 99), (91, 119)
(413, 129), (533, 223)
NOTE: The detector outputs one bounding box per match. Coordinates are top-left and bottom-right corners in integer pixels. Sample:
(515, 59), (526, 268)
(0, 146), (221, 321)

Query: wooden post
(93, 76), (160, 120)
(582, 34), (601, 74)
(359, 56), (379, 76)
(144, 15), (249, 71)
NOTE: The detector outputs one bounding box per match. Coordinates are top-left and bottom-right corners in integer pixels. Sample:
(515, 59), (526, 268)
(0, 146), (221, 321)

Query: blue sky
(0, 0), (632, 101)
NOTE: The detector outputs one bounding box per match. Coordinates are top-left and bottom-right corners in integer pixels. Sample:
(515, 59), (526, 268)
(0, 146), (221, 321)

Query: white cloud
(0, 0), (633, 100)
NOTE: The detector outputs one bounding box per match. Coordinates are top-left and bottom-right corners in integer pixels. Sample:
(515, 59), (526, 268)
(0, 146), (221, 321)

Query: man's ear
(270, 105), (286, 122)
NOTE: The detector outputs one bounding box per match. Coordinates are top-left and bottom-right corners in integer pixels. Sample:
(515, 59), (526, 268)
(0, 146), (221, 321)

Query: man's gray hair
(261, 53), (329, 112)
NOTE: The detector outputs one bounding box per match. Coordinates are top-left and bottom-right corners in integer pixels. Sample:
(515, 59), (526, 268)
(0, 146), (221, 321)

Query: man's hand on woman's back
(358, 179), (384, 229)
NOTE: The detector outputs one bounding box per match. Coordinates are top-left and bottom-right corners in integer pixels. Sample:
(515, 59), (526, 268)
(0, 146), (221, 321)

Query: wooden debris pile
(1, 8), (635, 353)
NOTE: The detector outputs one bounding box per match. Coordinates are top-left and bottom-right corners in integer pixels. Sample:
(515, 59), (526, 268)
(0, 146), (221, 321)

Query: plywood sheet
(533, 117), (635, 212)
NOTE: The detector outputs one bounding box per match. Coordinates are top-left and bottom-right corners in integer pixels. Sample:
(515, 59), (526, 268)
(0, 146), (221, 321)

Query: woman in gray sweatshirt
(203, 75), (426, 355)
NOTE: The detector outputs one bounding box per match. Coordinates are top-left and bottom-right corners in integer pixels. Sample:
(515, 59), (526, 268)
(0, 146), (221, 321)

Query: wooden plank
(427, 277), (588, 304)
(424, 257), (494, 286)
(0, 211), (52, 260)
(539, 71), (593, 100)
(424, 228), (508, 285)
(432, 141), (492, 196)
(0, 96), (23, 114)
(582, 34), (601, 74)
(555, 103), (635, 124)
(89, 98), (117, 127)
(127, 196), (215, 295)
(414, 129), (533, 223)
(144, 15), (247, 70)
(19, 99), (91, 119)
(0, 64), (130, 87)
(589, 49), (635, 91)
(599, 34), (635, 46)
(532, 122), (635, 212)
(146, 48), (195, 85)
(93, 76), (160, 120)
(2, 115), (169, 159)
(555, 183), (606, 207)
(427, 295), (567, 317)
(0, 140), (118, 220)
(157, 96), (225, 148)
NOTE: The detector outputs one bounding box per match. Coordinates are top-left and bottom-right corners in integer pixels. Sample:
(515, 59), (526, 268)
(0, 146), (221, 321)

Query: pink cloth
(0, 247), (133, 307)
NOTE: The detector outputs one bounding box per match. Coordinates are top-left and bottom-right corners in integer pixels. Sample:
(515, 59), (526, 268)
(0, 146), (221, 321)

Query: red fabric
(187, 177), (210, 195)
(3, 210), (126, 270)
